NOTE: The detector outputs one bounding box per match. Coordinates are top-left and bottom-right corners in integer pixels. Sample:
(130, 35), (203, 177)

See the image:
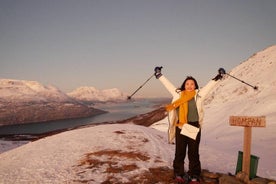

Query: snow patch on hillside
(67, 86), (128, 102)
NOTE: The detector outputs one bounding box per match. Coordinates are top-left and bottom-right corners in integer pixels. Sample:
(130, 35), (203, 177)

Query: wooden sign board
(229, 116), (266, 127)
(229, 115), (266, 180)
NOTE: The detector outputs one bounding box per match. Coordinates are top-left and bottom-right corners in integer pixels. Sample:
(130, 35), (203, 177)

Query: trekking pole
(218, 68), (258, 90)
(127, 73), (155, 100)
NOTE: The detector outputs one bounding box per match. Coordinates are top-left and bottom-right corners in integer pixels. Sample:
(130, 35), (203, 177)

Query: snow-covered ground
(0, 124), (175, 183)
(1, 45), (276, 183)
(0, 115), (275, 183)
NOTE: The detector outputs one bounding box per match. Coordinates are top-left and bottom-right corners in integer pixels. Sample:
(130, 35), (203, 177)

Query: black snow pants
(173, 121), (201, 177)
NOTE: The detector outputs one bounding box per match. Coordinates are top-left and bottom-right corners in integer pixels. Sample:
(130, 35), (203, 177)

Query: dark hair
(179, 76), (199, 91)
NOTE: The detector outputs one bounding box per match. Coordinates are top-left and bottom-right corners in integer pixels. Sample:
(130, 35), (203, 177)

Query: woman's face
(185, 79), (196, 91)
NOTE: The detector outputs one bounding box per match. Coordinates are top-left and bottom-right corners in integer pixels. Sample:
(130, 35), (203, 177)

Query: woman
(154, 66), (223, 183)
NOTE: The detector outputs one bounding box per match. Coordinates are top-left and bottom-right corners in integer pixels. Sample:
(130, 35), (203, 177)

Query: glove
(212, 68), (226, 81)
(212, 74), (223, 81)
(154, 66), (163, 79)
(218, 68), (226, 75)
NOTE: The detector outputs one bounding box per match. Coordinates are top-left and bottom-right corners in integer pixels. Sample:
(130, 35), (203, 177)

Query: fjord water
(0, 98), (169, 135)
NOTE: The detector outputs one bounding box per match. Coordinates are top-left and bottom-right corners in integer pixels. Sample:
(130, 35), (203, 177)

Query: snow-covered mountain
(204, 45), (276, 107)
(201, 45), (276, 144)
(0, 78), (128, 126)
(0, 79), (105, 126)
(201, 45), (276, 178)
(67, 86), (128, 102)
(0, 79), (72, 102)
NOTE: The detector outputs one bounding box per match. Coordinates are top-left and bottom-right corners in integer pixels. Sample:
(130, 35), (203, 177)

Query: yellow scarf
(165, 90), (196, 127)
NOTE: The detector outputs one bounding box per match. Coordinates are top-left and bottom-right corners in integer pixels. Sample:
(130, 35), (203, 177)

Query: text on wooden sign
(229, 116), (266, 127)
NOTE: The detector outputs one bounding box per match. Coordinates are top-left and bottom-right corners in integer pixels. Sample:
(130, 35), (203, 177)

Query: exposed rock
(251, 177), (270, 184)
(200, 170), (276, 184)
(236, 171), (250, 183)
(116, 107), (167, 127)
(202, 169), (220, 179)
(219, 174), (244, 184)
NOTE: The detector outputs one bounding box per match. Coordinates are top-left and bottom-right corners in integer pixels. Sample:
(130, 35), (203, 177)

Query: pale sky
(1, 0), (276, 97)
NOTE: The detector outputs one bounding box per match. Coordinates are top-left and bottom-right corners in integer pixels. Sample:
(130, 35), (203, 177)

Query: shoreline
(0, 107), (166, 142)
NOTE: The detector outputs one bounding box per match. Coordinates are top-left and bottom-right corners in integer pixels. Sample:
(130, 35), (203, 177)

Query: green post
(235, 151), (260, 179)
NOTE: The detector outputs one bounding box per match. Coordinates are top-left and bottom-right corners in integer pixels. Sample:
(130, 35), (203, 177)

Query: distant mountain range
(0, 79), (127, 126)
(67, 87), (128, 103)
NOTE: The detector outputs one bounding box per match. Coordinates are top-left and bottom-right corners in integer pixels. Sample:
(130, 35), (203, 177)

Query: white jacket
(158, 75), (218, 144)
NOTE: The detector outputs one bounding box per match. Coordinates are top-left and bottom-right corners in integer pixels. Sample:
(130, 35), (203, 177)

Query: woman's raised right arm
(154, 66), (179, 100)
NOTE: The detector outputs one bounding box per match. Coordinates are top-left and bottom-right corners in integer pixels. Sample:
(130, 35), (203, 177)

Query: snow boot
(188, 176), (201, 184)
(174, 173), (189, 184)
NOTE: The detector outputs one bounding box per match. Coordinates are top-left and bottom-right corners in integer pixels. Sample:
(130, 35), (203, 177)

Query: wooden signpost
(229, 116), (266, 180)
